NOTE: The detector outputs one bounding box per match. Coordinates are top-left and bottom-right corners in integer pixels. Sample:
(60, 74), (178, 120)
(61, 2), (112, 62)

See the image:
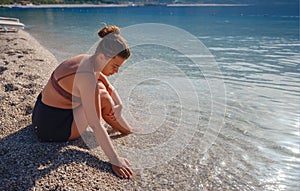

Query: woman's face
(101, 56), (126, 76)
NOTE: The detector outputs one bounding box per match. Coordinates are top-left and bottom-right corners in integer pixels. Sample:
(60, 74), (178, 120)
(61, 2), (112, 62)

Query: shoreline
(1, 3), (251, 9)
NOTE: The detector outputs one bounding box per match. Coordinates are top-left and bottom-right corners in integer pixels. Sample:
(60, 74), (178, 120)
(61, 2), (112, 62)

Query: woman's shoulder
(58, 54), (87, 69)
(62, 54), (87, 65)
(53, 54), (87, 77)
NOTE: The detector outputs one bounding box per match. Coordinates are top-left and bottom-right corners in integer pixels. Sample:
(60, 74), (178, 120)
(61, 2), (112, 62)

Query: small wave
(209, 47), (270, 54)
(176, 54), (215, 58)
(281, 16), (300, 18)
(273, 44), (300, 47)
(271, 52), (299, 57)
(278, 58), (300, 65)
(209, 47), (250, 51)
(258, 45), (280, 50)
(263, 54), (284, 58)
(198, 36), (211, 39)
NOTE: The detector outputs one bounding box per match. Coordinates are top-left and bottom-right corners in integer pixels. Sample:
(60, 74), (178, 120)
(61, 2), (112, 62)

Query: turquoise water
(1, 4), (299, 190)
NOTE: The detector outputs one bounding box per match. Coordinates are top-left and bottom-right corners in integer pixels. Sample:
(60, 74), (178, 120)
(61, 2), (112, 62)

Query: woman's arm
(76, 73), (133, 178)
(110, 87), (122, 106)
(97, 72), (121, 104)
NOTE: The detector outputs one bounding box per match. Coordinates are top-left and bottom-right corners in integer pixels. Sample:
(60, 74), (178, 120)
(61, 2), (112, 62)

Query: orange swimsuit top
(51, 71), (112, 103)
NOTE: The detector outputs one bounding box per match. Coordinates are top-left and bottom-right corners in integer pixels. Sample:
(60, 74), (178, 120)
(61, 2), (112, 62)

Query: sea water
(1, 4), (299, 190)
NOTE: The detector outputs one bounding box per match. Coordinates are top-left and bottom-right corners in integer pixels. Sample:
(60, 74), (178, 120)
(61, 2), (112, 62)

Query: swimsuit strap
(51, 71), (112, 103)
(56, 72), (77, 82)
(51, 72), (81, 103)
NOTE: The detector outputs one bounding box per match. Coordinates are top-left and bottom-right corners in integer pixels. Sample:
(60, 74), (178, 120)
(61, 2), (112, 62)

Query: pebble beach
(0, 30), (133, 191)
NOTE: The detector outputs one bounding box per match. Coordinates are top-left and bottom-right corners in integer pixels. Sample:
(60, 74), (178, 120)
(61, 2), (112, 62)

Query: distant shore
(1, 3), (129, 8)
(167, 3), (250, 7)
(1, 3), (250, 9)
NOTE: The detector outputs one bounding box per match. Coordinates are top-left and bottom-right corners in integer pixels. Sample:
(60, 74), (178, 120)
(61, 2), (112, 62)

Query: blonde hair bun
(98, 25), (121, 38)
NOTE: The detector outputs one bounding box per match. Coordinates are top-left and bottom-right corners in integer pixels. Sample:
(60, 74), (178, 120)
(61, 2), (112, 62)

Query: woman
(32, 25), (134, 179)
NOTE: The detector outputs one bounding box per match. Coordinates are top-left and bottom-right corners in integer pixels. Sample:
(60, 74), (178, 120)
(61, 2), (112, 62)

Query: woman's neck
(91, 54), (106, 73)
(75, 54), (95, 73)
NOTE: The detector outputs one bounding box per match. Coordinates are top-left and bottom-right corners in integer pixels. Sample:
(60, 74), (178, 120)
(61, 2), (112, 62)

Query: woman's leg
(100, 88), (131, 135)
(68, 86), (131, 140)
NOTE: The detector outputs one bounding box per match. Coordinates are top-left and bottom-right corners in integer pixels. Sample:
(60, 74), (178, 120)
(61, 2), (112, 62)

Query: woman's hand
(106, 104), (122, 121)
(112, 104), (122, 118)
(111, 158), (133, 179)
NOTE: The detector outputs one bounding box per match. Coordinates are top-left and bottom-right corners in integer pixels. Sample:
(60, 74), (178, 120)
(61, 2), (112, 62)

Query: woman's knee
(99, 89), (114, 113)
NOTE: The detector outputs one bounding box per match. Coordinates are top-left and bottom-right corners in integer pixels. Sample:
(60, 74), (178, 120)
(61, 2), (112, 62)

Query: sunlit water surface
(1, 5), (299, 190)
